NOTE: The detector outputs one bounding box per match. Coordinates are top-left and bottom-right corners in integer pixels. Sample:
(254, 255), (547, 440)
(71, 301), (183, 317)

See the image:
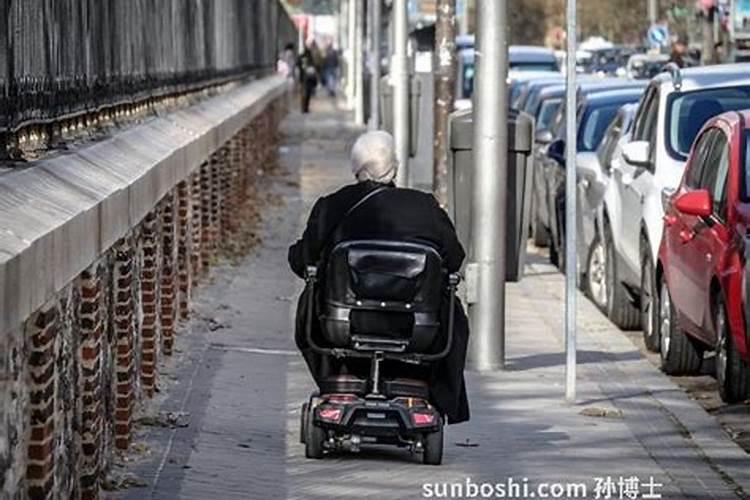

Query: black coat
(288, 180), (470, 424)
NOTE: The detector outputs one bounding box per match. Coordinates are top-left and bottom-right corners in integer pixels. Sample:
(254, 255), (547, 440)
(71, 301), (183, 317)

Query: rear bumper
(314, 397), (441, 437)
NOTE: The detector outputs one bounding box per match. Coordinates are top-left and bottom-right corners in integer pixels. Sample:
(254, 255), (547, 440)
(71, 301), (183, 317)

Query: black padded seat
(320, 240), (445, 354)
(319, 374), (368, 395)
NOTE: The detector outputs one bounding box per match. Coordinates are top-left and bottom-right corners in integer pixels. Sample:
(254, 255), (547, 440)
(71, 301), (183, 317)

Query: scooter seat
(319, 374), (368, 395)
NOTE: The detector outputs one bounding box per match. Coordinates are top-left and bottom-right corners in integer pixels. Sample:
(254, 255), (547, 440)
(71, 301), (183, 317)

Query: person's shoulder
(391, 187), (439, 205)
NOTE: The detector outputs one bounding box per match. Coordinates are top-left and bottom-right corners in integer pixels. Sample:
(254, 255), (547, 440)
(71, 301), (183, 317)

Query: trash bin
(447, 108), (535, 282)
(379, 75), (420, 157)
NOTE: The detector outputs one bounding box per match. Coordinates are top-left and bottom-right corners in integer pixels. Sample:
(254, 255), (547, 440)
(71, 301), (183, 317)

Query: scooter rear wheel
(299, 402), (309, 444)
(422, 424), (444, 465)
(304, 408), (325, 459)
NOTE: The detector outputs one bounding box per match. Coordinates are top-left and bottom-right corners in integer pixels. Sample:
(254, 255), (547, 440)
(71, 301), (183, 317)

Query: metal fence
(0, 0), (297, 136)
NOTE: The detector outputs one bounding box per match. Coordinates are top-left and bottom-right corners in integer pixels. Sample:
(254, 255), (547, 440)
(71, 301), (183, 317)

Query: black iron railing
(0, 0), (297, 137)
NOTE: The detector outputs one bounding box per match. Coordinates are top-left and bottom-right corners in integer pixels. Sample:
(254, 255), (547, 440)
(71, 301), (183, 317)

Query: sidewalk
(117, 99), (749, 500)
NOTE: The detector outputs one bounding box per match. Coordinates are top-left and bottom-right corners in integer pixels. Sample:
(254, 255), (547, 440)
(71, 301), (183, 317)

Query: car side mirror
(547, 139), (566, 167)
(536, 129), (554, 145)
(674, 190), (712, 218)
(622, 141), (652, 170)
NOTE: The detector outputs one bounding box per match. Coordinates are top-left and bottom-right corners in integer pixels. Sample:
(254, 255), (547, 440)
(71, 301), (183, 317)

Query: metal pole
(347, 0), (357, 110)
(648, 0), (658, 26)
(458, 0), (470, 35)
(369, 0), (382, 130)
(355, 0), (365, 124)
(392, 0), (409, 186)
(468, 0), (507, 371)
(564, 0), (578, 403)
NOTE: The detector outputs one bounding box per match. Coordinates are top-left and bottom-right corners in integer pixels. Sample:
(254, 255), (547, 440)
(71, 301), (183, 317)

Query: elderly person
(288, 131), (470, 424)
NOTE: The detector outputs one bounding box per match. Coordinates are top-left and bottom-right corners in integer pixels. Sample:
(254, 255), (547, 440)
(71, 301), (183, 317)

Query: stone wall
(0, 78), (288, 500)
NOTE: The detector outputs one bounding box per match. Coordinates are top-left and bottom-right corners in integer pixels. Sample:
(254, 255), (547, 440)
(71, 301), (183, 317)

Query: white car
(575, 103), (638, 321)
(608, 64), (750, 350)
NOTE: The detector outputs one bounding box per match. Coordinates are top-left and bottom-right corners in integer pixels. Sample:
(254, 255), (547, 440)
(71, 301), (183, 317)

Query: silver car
(575, 103), (638, 321)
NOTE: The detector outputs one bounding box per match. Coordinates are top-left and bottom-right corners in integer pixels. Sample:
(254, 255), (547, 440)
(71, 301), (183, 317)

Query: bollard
(379, 75), (421, 157)
(447, 108), (535, 283)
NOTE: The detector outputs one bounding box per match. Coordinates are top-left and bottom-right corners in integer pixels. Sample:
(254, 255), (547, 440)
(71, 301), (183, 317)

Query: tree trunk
(433, 0), (457, 208)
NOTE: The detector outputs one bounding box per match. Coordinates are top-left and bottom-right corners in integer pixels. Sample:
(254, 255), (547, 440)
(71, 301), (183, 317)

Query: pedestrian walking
(298, 44), (319, 114)
(321, 43), (340, 97)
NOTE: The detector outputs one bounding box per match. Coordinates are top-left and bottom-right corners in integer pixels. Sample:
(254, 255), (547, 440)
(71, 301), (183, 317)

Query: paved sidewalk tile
(118, 99), (749, 500)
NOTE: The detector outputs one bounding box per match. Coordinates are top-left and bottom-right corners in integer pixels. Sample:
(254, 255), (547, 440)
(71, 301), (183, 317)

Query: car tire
(604, 227), (640, 330)
(715, 296), (750, 404)
(658, 279), (702, 375)
(532, 216), (550, 247)
(585, 234), (608, 312)
(640, 244), (661, 352)
(304, 406), (325, 459)
(422, 424), (444, 466)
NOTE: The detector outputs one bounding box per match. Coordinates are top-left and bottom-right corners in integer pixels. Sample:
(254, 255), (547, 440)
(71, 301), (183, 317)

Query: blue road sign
(648, 24), (670, 47)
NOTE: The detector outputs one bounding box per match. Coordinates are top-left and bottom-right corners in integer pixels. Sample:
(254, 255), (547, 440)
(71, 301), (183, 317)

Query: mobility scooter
(299, 240), (459, 465)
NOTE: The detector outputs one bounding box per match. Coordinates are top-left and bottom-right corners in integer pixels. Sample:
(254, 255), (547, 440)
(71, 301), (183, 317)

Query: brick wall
(0, 96), (287, 499)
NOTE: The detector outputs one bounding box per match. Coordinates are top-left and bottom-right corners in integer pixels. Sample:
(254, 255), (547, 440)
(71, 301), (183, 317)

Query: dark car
(530, 80), (647, 247)
(541, 87), (646, 267)
(458, 46), (559, 100)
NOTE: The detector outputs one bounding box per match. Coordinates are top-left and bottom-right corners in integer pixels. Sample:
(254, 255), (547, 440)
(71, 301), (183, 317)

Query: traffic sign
(647, 24), (670, 47)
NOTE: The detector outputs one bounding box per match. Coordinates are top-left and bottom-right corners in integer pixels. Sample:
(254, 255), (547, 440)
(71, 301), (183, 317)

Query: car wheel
(532, 215), (550, 247)
(658, 279), (702, 375)
(715, 296), (750, 403)
(640, 246), (660, 352)
(549, 232), (559, 267)
(586, 235), (608, 312)
(304, 406), (326, 459)
(604, 227), (640, 329)
(422, 424), (444, 466)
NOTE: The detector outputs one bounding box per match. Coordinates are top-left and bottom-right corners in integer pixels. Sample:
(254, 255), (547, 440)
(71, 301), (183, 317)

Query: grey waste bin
(379, 75), (420, 157)
(447, 108), (535, 282)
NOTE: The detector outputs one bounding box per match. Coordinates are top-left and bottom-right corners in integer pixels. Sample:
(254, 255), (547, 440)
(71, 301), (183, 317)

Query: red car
(657, 110), (750, 403)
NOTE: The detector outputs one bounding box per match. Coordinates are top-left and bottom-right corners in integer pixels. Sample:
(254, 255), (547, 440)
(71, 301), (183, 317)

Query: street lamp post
(468, 0), (507, 371)
(564, 0), (578, 404)
(369, 0), (382, 130)
(392, 0), (409, 186)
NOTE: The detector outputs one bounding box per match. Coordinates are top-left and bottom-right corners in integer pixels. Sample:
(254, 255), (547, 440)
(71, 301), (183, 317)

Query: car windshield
(667, 86), (750, 159)
(537, 99), (562, 131)
(579, 104), (621, 152)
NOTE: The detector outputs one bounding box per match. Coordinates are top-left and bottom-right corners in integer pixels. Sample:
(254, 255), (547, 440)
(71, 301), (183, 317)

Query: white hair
(350, 131), (399, 184)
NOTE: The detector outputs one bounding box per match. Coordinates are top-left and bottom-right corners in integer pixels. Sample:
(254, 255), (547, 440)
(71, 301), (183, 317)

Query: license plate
(367, 412), (386, 419)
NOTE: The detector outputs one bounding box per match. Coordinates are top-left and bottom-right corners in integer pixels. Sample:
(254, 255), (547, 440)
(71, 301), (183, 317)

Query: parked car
(657, 110), (750, 403)
(626, 53), (669, 81)
(576, 103), (639, 320)
(544, 88), (647, 268)
(609, 64), (750, 352)
(457, 46), (560, 102)
(531, 80), (646, 248)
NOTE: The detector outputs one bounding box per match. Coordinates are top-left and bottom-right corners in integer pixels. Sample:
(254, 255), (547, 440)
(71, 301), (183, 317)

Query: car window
(699, 132), (730, 220)
(667, 86), (750, 160)
(537, 99), (562, 131)
(597, 112), (623, 167)
(744, 131), (750, 201)
(684, 129), (717, 189)
(579, 104), (621, 152)
(632, 86), (656, 141)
